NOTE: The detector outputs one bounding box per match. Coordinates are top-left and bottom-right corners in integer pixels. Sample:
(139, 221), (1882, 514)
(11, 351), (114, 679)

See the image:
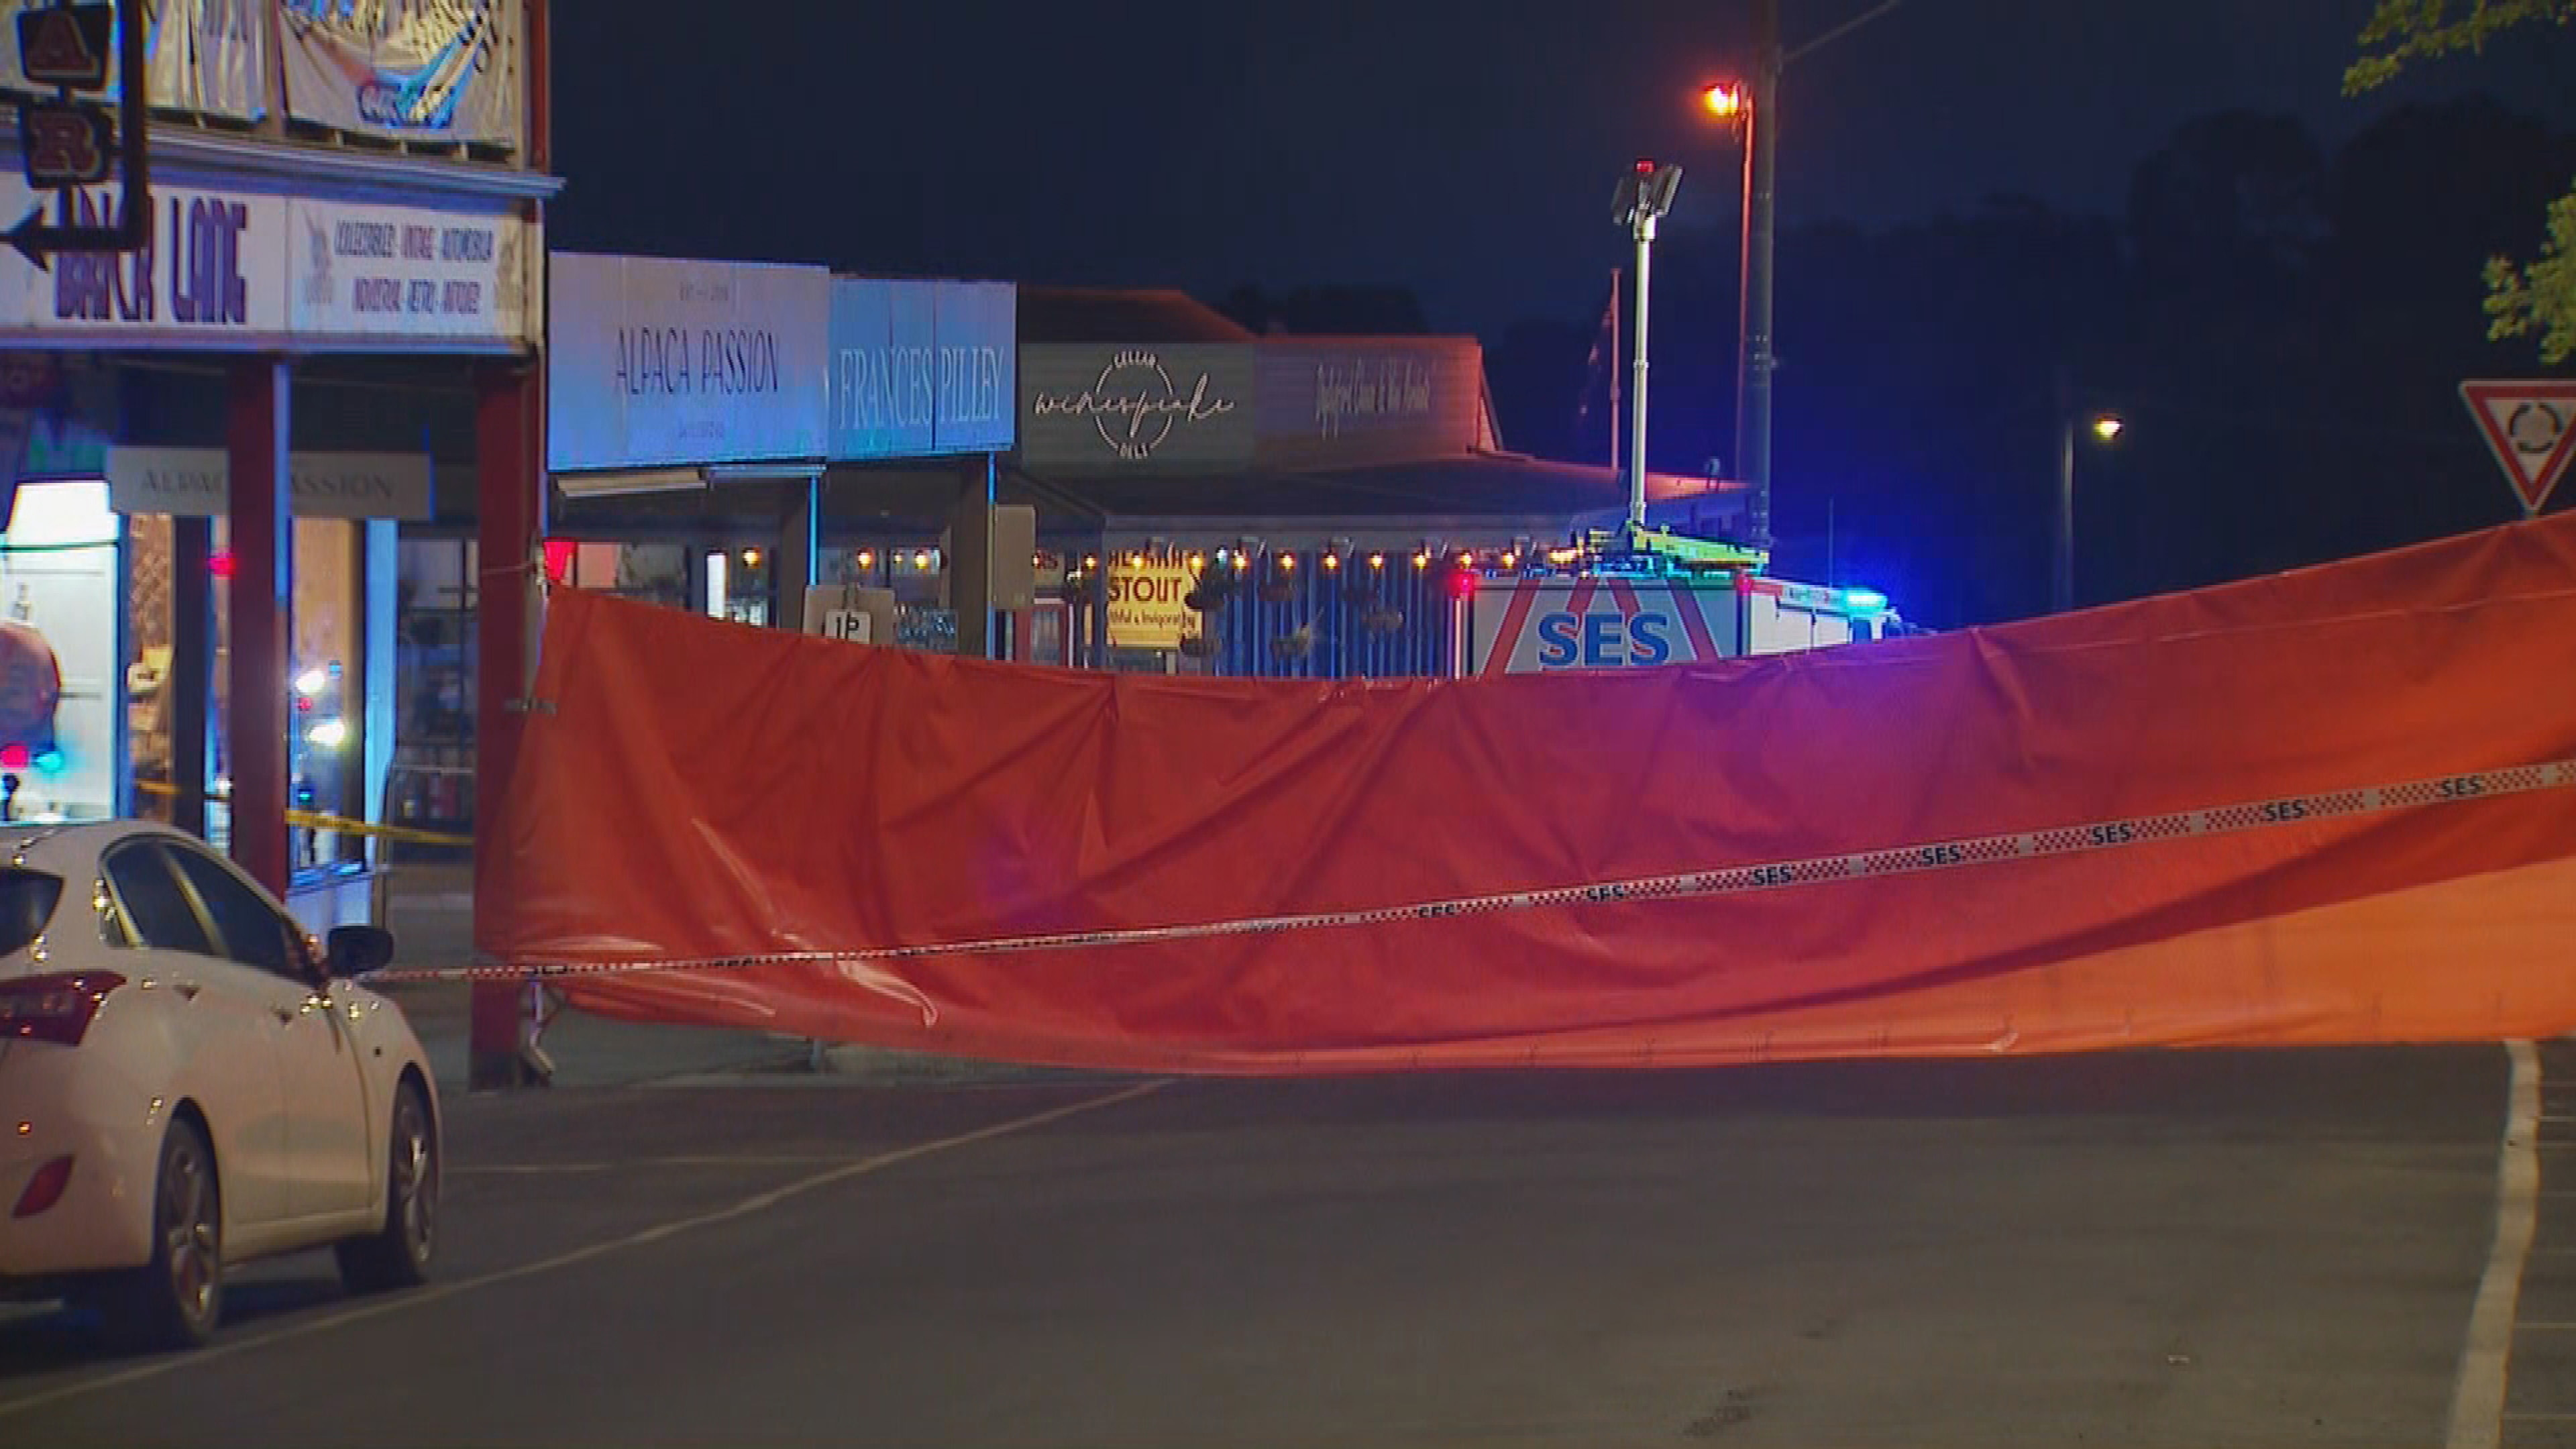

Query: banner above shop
(1254, 338), (1485, 471)
(278, 0), (523, 150)
(1022, 343), (1254, 472)
(0, 0), (267, 121)
(826, 278), (1016, 461)
(288, 198), (537, 345)
(0, 176), (541, 350)
(547, 252), (833, 474)
(106, 447), (435, 521)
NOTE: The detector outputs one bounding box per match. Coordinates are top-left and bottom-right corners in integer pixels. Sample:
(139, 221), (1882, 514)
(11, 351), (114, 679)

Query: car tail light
(12, 1154), (72, 1218)
(0, 971), (125, 1047)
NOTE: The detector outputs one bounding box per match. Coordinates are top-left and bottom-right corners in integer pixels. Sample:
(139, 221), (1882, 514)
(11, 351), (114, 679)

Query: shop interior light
(741, 547), (762, 569)
(294, 667), (328, 697)
(1501, 551), (1519, 569)
(912, 549), (933, 570)
(0, 744), (26, 771)
(306, 718), (348, 750)
(32, 748), (62, 775)
(1187, 551), (1205, 570)
(207, 549), (236, 580)
(1321, 553), (1340, 571)
(1083, 554), (1099, 570)
(855, 549), (875, 568)
(1413, 552), (1430, 569)
(1279, 553), (1296, 571)
(1368, 553), (1385, 570)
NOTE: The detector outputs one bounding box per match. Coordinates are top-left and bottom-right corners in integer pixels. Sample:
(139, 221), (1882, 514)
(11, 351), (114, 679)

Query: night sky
(557, 1), (2576, 340)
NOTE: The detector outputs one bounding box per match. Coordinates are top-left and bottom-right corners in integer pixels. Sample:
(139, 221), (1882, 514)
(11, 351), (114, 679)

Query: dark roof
(1018, 288), (1256, 344)
(1014, 453), (1627, 521)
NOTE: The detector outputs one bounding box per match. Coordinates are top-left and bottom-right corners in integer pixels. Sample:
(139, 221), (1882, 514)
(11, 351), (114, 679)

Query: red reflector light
(12, 1154), (72, 1218)
(0, 972), (123, 1047)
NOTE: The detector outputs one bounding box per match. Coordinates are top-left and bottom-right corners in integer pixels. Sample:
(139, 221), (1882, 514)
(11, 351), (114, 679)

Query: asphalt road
(3, 1041), (2567, 1449)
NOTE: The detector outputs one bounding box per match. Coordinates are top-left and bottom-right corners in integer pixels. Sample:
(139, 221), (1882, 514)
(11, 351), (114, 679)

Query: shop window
(393, 537), (476, 834)
(0, 480), (119, 824)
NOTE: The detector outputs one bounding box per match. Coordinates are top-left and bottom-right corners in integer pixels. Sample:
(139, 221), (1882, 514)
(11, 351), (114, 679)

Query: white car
(0, 821), (439, 1348)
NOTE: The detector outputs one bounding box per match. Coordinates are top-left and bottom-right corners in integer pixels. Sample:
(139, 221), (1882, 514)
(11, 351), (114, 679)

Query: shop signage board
(277, 0), (521, 150)
(826, 278), (1016, 460)
(0, 175), (542, 347)
(1022, 343), (1254, 471)
(0, 174), (288, 338)
(1254, 338), (1484, 470)
(105, 446), (434, 520)
(288, 197), (536, 344)
(0, 0), (266, 122)
(1106, 555), (1202, 649)
(547, 252), (832, 473)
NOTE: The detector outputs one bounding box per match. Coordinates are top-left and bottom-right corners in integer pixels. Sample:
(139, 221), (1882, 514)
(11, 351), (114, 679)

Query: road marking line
(451, 1154), (891, 1176)
(2450, 1040), (2541, 1449)
(0, 1077), (1169, 1422)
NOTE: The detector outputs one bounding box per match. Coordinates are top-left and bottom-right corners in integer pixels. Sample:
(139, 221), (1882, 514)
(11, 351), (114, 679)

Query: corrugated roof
(1018, 287), (1256, 343)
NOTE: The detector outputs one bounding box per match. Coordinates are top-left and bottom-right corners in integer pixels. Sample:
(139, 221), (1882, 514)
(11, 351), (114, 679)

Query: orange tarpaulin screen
(486, 513), (2576, 1072)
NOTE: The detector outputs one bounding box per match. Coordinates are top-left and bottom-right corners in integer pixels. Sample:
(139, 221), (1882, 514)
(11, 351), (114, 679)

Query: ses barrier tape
(360, 756), (2576, 986)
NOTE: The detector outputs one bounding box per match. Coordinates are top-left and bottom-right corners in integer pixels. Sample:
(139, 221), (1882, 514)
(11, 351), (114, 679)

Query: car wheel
(105, 1118), (223, 1350)
(336, 1080), (437, 1294)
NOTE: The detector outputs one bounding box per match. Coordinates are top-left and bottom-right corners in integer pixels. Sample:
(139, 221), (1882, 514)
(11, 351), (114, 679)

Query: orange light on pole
(1701, 82), (1746, 121)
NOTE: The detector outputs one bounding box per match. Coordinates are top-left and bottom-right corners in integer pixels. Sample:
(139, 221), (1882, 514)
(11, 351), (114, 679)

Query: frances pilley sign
(1020, 343), (1254, 470)
(105, 448), (435, 521)
(826, 277), (1016, 460)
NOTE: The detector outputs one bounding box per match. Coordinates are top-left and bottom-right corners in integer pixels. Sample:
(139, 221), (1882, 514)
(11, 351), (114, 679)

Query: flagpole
(1607, 267), (1622, 480)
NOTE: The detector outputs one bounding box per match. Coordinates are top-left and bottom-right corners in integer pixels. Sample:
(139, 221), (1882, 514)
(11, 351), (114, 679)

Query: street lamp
(2056, 406), (2126, 614)
(1614, 158), (1684, 530)
(1701, 82), (1746, 119)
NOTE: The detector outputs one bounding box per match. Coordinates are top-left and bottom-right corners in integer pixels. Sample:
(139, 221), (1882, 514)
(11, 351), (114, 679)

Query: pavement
(1, 1039), (2563, 1448)
(374, 859), (868, 1090)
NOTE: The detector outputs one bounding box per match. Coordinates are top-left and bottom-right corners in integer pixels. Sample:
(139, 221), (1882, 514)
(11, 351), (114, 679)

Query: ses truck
(1458, 525), (1900, 678)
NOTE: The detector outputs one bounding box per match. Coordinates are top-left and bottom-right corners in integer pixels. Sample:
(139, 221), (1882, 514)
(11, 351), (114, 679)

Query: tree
(2345, 0), (2576, 362)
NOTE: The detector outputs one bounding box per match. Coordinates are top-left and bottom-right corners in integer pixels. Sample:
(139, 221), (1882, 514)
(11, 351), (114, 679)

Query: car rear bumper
(0, 1043), (160, 1278)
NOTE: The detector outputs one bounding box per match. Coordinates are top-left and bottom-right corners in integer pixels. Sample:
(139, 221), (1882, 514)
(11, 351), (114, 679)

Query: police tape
(359, 755), (2576, 986)
(131, 780), (473, 847)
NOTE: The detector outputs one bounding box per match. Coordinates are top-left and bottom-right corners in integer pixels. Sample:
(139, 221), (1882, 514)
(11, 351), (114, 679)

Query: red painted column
(224, 359), (291, 896)
(470, 362), (543, 1089)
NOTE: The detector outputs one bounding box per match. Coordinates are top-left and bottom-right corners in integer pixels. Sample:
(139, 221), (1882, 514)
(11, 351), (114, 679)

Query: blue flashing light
(1841, 588), (1890, 615)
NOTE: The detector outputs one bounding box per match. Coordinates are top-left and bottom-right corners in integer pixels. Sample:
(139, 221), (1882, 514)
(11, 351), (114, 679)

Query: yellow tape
(131, 780), (473, 847)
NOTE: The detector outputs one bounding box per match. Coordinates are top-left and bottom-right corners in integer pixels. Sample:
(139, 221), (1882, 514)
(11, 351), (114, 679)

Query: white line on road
(449, 1153), (904, 1176)
(0, 1077), (1169, 1423)
(2449, 1040), (2541, 1449)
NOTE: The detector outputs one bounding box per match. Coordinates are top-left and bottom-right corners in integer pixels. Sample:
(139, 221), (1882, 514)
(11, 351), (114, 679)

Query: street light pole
(2054, 406), (2077, 614)
(1615, 160), (1681, 530)
(1629, 214), (1655, 527)
(1738, 0), (1781, 549)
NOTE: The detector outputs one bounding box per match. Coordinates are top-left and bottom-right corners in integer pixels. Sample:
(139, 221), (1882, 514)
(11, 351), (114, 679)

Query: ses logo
(1532, 610), (1676, 669)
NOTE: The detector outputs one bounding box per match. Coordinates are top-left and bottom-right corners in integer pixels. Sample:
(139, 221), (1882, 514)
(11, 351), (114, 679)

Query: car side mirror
(325, 924), (396, 978)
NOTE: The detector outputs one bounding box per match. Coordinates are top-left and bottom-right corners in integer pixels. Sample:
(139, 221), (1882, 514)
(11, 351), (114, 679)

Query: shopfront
(544, 251), (831, 626)
(1010, 326), (1627, 676)
(546, 268), (1026, 653)
(0, 1), (551, 923)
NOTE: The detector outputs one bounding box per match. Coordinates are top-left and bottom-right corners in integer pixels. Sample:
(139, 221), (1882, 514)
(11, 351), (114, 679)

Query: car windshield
(0, 869), (64, 957)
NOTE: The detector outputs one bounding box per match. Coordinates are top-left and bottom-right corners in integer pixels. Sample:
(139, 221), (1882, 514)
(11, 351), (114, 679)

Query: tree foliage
(2345, 0), (2576, 362)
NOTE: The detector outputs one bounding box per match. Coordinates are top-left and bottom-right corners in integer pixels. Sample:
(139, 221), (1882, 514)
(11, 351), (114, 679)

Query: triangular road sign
(2461, 379), (2576, 517)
